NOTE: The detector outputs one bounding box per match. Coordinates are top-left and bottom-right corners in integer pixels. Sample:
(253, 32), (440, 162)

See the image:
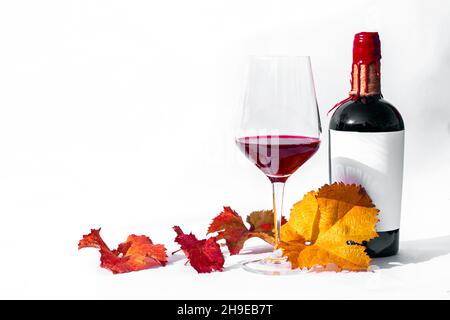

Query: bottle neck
(350, 61), (381, 98)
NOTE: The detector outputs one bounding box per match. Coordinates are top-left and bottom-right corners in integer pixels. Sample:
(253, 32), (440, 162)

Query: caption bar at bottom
(177, 304), (273, 318)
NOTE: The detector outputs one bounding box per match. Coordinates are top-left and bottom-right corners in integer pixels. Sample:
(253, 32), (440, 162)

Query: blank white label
(329, 129), (404, 232)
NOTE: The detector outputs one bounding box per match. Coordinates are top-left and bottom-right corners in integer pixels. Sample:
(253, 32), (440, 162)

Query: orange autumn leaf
(78, 228), (167, 274)
(207, 207), (286, 255)
(280, 183), (379, 271)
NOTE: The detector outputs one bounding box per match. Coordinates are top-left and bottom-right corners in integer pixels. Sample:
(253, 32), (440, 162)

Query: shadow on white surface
(238, 245), (273, 255)
(169, 253), (187, 264)
(224, 262), (243, 272)
(373, 235), (450, 269)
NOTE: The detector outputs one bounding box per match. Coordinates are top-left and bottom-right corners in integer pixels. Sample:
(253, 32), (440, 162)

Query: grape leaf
(208, 207), (286, 255)
(173, 226), (224, 273)
(78, 228), (167, 274)
(280, 183), (379, 271)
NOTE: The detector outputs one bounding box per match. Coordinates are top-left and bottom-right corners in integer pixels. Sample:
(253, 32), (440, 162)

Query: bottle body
(329, 96), (404, 257)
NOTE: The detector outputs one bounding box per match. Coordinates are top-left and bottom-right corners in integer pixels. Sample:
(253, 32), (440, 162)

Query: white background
(1, 0), (449, 299)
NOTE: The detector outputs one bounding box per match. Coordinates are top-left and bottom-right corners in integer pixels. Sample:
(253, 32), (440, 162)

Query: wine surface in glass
(236, 135), (320, 182)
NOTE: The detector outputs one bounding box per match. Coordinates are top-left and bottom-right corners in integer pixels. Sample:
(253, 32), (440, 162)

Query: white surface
(0, 0), (450, 299)
(330, 130), (404, 232)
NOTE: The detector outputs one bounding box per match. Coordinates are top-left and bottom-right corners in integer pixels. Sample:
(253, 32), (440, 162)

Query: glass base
(241, 252), (302, 275)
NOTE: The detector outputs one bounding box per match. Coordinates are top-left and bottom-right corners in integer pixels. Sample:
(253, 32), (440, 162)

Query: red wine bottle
(329, 32), (404, 257)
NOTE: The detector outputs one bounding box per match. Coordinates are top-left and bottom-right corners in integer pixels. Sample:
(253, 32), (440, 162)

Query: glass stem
(272, 182), (285, 249)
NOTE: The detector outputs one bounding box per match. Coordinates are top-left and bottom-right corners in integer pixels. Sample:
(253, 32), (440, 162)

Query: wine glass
(235, 56), (321, 275)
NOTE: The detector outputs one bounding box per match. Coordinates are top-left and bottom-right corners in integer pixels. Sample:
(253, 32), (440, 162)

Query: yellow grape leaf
(280, 182), (379, 271)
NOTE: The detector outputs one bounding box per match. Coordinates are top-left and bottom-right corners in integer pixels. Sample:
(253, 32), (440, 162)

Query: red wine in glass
(236, 135), (320, 183)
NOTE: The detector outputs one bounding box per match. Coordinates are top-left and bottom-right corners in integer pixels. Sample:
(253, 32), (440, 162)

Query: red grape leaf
(173, 226), (224, 273)
(78, 228), (167, 274)
(207, 207), (286, 255)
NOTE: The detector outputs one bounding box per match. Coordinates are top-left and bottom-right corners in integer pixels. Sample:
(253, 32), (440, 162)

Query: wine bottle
(329, 32), (404, 257)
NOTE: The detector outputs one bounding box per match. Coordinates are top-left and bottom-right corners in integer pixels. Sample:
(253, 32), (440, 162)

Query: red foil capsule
(328, 32), (382, 115)
(353, 32), (381, 65)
